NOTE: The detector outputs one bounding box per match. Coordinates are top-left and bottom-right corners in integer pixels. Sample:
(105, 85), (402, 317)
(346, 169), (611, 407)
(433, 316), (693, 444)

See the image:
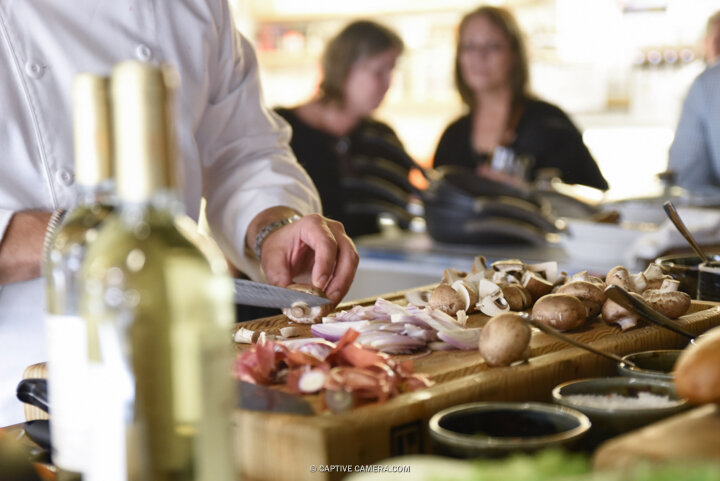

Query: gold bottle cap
(110, 61), (177, 202)
(73, 74), (112, 186)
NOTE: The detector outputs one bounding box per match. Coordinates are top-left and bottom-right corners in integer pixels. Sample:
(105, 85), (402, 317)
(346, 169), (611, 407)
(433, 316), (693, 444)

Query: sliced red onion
(437, 328), (482, 351)
(355, 331), (426, 354)
(311, 320), (370, 342)
(401, 323), (437, 342)
(280, 338), (336, 361)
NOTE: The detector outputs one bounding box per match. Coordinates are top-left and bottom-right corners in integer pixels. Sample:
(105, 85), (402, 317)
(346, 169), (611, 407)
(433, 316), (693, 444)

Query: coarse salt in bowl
(552, 377), (688, 439)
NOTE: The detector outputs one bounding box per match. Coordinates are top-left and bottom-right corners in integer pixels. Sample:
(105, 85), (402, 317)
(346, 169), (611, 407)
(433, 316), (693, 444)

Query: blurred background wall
(229, 0), (720, 201)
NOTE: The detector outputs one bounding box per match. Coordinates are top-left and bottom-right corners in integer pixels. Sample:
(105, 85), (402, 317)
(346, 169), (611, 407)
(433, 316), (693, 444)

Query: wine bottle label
(45, 314), (89, 472)
(86, 321), (134, 481)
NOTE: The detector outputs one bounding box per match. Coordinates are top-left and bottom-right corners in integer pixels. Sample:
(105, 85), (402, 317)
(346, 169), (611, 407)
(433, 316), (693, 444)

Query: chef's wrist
(246, 206), (301, 261)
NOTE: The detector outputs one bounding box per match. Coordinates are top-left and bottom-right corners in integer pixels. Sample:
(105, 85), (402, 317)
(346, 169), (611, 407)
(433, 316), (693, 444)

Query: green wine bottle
(43, 73), (114, 481)
(81, 61), (236, 481)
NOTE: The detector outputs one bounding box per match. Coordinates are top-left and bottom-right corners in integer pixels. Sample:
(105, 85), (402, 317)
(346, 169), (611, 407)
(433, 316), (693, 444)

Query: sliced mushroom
(428, 284), (465, 315)
(440, 268), (466, 285)
(476, 279), (510, 316)
(556, 280), (605, 318)
(471, 255), (488, 275)
(531, 293), (587, 331)
(526, 261), (559, 284)
(502, 284), (533, 311)
(282, 284), (333, 324)
(478, 312), (532, 367)
(522, 270), (554, 302)
(492, 258), (526, 275)
(451, 280), (479, 312)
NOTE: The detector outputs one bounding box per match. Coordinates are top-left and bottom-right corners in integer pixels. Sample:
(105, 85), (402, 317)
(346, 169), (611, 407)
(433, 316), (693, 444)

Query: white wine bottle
(81, 62), (236, 481)
(43, 73), (114, 481)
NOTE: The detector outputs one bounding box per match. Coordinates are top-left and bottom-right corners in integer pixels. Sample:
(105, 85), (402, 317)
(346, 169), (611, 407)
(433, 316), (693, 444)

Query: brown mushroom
(556, 280), (606, 318)
(531, 293), (588, 331)
(601, 296), (642, 331)
(675, 326), (720, 404)
(522, 270), (554, 302)
(478, 312), (532, 367)
(605, 266), (632, 291)
(428, 284), (465, 315)
(502, 284), (533, 311)
(642, 289), (691, 319)
(282, 284), (333, 324)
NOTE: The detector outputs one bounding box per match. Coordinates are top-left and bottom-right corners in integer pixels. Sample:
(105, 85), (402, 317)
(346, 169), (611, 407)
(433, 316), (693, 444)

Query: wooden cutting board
(593, 404), (720, 469)
(234, 296), (720, 481)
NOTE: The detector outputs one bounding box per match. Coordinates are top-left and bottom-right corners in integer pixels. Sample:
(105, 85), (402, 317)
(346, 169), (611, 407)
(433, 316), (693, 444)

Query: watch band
(253, 214), (301, 261)
(42, 208), (67, 260)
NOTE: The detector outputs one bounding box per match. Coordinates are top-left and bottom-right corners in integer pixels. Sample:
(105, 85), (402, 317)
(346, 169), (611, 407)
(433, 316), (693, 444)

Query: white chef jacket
(0, 0), (321, 426)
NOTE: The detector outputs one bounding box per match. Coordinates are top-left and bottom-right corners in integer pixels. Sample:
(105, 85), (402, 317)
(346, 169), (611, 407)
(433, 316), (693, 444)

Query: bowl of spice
(428, 402), (590, 458)
(552, 377), (688, 440)
(617, 349), (682, 382)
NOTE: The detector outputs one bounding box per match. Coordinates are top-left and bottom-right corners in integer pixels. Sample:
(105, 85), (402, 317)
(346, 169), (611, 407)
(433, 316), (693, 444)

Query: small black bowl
(428, 402), (590, 458)
(654, 253), (720, 298)
(617, 350), (682, 381)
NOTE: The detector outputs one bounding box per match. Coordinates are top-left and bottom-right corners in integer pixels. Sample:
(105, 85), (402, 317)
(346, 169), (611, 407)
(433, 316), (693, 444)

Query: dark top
(276, 107), (419, 238)
(433, 99), (609, 190)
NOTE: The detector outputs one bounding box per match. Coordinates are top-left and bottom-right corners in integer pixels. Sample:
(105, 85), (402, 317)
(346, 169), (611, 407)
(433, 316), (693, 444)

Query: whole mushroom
(556, 280), (606, 318)
(478, 313), (532, 367)
(601, 295), (642, 331)
(531, 294), (588, 331)
(282, 284), (333, 324)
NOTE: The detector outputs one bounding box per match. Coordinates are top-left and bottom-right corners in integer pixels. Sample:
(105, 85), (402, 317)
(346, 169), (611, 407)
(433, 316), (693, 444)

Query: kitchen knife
(604, 285), (696, 339)
(237, 380), (314, 416)
(233, 279), (331, 309)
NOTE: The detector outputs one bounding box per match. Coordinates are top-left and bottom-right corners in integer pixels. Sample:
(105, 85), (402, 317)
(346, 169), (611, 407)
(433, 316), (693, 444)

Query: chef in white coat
(0, 0), (358, 426)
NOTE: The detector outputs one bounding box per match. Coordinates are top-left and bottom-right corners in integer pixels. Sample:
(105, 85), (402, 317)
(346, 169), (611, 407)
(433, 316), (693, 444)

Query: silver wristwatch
(253, 214), (301, 261)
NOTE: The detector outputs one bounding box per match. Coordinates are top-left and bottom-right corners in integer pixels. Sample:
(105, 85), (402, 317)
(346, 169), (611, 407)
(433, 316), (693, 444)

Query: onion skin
(674, 327), (720, 404)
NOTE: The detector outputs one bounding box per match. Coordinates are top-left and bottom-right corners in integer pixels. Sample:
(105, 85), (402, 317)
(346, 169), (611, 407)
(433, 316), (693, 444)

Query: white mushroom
(282, 284), (333, 324)
(526, 261), (559, 284)
(476, 279), (510, 316)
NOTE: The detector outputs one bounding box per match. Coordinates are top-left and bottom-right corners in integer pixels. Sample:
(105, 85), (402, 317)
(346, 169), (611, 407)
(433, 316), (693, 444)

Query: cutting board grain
(234, 298), (720, 481)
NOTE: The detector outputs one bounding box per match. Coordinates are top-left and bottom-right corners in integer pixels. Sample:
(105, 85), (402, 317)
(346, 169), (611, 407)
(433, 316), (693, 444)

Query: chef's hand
(247, 207), (359, 304)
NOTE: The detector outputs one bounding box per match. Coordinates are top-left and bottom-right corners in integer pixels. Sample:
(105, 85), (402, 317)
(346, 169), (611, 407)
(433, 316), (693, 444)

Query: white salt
(563, 392), (679, 409)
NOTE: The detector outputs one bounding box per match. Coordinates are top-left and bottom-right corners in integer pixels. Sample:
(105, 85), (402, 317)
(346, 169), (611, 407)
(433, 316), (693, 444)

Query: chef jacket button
(25, 61), (45, 79)
(135, 44), (153, 62)
(56, 169), (74, 186)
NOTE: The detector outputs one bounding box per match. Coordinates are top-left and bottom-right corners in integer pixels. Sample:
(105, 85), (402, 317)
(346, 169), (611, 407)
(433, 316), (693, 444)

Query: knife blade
(233, 279), (331, 309)
(604, 285), (696, 339)
(237, 380), (314, 415)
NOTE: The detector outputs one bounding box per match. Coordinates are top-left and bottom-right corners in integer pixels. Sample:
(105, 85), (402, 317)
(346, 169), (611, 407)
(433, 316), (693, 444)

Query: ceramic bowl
(552, 377), (687, 439)
(428, 402), (590, 458)
(617, 350), (682, 381)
